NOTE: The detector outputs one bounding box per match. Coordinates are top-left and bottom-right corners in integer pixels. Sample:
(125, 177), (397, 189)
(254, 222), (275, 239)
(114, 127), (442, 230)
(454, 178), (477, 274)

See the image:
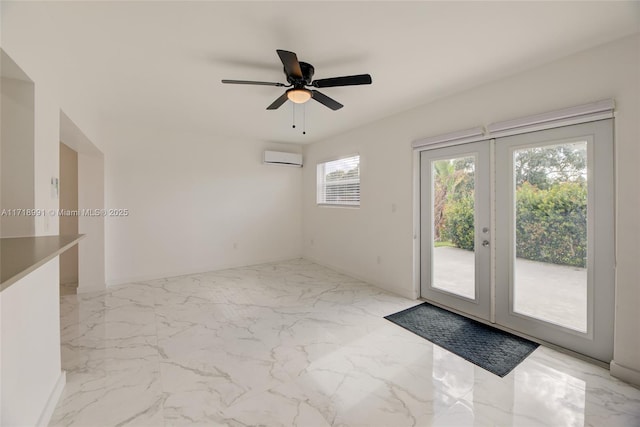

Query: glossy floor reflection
(51, 259), (640, 426)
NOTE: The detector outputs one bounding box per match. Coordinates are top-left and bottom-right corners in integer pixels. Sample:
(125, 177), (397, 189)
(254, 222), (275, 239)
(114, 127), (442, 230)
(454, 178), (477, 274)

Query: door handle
(482, 240), (490, 247)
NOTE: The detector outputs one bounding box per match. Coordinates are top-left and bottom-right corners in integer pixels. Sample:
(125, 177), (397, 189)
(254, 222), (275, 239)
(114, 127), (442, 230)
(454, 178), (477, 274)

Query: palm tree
(433, 160), (467, 241)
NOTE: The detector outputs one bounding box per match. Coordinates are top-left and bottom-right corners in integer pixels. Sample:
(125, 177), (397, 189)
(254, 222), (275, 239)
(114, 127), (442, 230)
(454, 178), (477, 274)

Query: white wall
(1, 72), (35, 237)
(33, 84), (61, 237)
(302, 35), (640, 384)
(78, 151), (105, 292)
(105, 129), (303, 285)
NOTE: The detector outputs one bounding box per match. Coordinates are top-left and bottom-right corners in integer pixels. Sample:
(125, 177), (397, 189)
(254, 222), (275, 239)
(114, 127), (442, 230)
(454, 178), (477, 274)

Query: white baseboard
(37, 371), (66, 426)
(610, 360), (640, 387)
(77, 284), (106, 294)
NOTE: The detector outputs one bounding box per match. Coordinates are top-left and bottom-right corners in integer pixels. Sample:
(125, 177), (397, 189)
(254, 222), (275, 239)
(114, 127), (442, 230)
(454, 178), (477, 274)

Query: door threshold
(418, 297), (609, 370)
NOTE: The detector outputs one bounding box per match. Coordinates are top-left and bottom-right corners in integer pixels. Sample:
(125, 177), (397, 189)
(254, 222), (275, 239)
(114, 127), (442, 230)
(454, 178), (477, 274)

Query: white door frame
(494, 119), (615, 362)
(419, 141), (492, 321)
(413, 119), (615, 362)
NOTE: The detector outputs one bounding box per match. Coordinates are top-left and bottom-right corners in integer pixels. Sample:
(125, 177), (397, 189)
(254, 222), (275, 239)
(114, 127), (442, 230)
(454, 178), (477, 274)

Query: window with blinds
(316, 155), (360, 206)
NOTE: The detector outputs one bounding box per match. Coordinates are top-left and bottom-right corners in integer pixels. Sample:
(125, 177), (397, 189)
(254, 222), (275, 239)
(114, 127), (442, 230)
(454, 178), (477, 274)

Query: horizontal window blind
(317, 155), (360, 206)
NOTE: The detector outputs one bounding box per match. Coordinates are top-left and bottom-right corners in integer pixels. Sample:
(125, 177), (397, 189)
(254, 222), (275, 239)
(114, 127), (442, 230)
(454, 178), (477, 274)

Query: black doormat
(385, 302), (539, 377)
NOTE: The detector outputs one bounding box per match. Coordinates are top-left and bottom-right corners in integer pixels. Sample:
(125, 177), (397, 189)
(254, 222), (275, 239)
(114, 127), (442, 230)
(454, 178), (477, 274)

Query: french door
(420, 141), (492, 321)
(420, 120), (614, 362)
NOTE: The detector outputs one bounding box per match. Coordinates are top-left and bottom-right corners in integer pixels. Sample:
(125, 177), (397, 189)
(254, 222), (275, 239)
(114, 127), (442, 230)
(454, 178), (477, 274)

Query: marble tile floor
(51, 259), (640, 426)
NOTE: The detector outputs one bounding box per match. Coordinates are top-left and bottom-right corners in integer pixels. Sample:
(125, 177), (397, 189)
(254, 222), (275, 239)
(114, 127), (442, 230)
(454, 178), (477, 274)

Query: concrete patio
(432, 246), (587, 332)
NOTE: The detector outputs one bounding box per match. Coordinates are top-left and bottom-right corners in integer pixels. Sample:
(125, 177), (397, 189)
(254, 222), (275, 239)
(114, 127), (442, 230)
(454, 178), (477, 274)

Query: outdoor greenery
(326, 164), (360, 182)
(442, 194), (474, 250)
(515, 182), (586, 267)
(434, 142), (587, 267)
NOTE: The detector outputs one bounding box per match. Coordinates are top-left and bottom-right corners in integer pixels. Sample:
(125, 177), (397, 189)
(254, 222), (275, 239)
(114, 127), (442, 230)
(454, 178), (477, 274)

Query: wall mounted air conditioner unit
(263, 151), (303, 167)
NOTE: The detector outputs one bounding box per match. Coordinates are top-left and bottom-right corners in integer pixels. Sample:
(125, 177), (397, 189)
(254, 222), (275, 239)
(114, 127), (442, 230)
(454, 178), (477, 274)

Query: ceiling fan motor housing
(286, 61), (315, 86)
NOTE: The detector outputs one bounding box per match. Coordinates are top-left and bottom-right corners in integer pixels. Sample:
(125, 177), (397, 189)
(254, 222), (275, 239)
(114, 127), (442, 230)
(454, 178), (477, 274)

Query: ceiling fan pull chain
(303, 104), (306, 135)
(292, 103), (296, 129)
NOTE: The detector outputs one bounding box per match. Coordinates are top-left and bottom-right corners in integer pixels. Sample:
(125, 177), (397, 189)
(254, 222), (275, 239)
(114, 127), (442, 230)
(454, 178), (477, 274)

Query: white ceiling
(2, 1), (639, 145)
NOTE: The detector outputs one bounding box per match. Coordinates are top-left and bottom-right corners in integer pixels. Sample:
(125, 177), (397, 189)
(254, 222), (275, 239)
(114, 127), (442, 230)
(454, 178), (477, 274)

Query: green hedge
(515, 182), (586, 267)
(442, 194), (475, 251)
(442, 182), (586, 267)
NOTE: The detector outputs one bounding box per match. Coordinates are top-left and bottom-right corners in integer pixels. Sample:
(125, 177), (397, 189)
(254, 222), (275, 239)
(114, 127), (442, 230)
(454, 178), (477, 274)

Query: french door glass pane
(432, 156), (475, 299)
(513, 141), (588, 332)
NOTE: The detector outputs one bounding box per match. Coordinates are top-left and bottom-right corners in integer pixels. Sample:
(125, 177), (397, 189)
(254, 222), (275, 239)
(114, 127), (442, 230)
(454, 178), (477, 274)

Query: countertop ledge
(1, 235), (85, 292)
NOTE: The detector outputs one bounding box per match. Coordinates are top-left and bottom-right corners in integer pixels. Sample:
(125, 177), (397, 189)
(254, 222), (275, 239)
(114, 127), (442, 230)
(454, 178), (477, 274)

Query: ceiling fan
(222, 49), (372, 111)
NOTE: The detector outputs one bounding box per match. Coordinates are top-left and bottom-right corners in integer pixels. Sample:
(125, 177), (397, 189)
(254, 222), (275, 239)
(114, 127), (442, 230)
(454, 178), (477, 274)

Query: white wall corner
(610, 360), (640, 387)
(77, 282), (107, 294)
(36, 371), (66, 427)
(106, 255), (303, 288)
(302, 255), (416, 301)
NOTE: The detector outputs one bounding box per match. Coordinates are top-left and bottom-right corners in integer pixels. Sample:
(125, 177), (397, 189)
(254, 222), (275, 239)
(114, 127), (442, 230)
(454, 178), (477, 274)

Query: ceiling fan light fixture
(223, 50), (370, 111)
(287, 88), (312, 104)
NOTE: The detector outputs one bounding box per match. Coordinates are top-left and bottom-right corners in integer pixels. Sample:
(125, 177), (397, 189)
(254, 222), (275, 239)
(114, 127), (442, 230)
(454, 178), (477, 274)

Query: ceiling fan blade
(312, 74), (372, 88)
(276, 50), (303, 80)
(311, 90), (343, 111)
(222, 79), (285, 87)
(266, 92), (289, 110)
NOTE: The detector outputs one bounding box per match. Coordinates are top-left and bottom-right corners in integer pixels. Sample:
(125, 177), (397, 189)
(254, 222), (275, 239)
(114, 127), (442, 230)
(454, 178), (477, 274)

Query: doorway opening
(59, 111), (105, 294)
(59, 143), (79, 295)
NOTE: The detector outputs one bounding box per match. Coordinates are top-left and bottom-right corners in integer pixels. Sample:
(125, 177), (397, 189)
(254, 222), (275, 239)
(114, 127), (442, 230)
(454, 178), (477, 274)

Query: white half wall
(0, 258), (63, 426)
(0, 49), (65, 426)
(302, 35), (640, 383)
(105, 130), (302, 285)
